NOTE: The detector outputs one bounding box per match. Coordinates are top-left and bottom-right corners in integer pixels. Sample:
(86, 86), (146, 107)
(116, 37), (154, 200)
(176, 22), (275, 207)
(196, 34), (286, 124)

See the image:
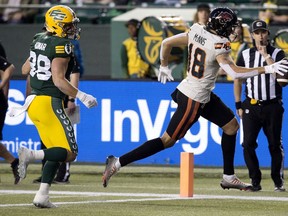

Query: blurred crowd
(0, 0), (287, 81)
(1, 0), (287, 24)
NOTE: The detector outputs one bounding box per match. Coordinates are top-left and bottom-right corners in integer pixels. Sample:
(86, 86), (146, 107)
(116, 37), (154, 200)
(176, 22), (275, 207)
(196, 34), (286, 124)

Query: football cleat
(18, 147), (34, 180)
(53, 179), (70, 184)
(102, 155), (120, 188)
(32, 176), (42, 184)
(11, 158), (20, 184)
(220, 175), (252, 191)
(33, 192), (57, 208)
(274, 185), (286, 192)
(247, 184), (262, 192)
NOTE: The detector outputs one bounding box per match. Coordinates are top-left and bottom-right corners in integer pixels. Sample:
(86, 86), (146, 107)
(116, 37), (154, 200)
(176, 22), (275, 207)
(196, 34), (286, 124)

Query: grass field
(0, 162), (287, 216)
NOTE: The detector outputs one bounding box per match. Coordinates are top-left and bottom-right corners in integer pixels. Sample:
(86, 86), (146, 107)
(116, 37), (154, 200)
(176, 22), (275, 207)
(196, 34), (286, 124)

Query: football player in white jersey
(102, 7), (288, 190)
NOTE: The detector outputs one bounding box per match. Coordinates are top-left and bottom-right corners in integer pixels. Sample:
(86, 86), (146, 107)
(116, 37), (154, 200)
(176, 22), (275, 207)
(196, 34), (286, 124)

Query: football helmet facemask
(207, 7), (238, 38)
(45, 5), (80, 40)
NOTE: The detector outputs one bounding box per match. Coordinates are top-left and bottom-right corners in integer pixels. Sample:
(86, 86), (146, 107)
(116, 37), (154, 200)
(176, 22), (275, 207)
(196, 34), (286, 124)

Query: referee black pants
(241, 98), (284, 187)
(0, 89), (8, 140)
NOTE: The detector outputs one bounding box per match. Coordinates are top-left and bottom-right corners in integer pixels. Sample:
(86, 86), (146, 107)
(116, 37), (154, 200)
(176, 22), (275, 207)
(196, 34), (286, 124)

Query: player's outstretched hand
(76, 90), (98, 108)
(158, 65), (174, 84)
(264, 58), (288, 76)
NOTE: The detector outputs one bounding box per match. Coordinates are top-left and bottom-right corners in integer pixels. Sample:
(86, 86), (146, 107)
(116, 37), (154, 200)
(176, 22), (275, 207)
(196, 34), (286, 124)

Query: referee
(234, 20), (286, 192)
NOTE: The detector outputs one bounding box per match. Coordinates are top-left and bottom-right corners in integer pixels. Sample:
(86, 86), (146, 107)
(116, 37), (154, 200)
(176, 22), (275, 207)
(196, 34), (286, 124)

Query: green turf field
(0, 163), (287, 216)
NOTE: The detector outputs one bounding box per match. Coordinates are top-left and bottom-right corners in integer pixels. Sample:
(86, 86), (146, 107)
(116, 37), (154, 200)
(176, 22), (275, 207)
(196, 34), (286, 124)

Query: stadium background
(1, 2), (288, 167)
(4, 80), (288, 167)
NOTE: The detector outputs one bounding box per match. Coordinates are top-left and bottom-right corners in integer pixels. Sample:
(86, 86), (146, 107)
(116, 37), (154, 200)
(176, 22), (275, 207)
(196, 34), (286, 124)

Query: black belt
(249, 98), (281, 106)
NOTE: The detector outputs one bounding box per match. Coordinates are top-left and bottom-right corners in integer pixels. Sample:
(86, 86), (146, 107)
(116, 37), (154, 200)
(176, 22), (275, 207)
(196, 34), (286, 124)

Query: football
(276, 70), (288, 87)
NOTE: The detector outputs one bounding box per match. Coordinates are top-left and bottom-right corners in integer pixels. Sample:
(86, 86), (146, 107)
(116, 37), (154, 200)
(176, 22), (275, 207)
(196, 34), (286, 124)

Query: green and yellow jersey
(29, 32), (75, 99)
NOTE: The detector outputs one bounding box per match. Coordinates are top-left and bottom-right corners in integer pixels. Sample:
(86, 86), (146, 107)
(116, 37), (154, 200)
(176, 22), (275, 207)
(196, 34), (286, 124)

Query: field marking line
(1, 190), (288, 207)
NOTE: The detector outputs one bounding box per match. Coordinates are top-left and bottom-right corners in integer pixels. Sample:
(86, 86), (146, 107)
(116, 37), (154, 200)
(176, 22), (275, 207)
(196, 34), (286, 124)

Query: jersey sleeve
(214, 38), (231, 56)
(0, 56), (12, 71)
(53, 39), (74, 58)
(0, 42), (7, 58)
(275, 49), (286, 62)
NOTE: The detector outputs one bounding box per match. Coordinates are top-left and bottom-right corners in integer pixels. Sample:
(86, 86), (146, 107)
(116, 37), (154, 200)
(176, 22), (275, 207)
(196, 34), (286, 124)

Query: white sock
(38, 183), (50, 195)
(223, 174), (236, 181)
(115, 158), (121, 170)
(33, 150), (44, 160)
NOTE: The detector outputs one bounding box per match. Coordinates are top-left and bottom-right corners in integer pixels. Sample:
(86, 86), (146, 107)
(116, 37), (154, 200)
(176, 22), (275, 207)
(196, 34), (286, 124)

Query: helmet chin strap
(229, 32), (238, 42)
(74, 27), (81, 40)
(205, 25), (218, 36)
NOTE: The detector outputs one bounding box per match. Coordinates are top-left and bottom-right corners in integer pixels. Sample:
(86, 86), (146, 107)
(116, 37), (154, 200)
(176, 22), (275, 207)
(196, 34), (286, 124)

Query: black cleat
(274, 185), (286, 192)
(11, 158), (20, 185)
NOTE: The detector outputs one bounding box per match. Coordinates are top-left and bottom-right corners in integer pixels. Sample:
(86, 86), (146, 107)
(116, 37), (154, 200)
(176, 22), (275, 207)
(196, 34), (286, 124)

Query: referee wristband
(235, 101), (242, 109)
(68, 98), (75, 102)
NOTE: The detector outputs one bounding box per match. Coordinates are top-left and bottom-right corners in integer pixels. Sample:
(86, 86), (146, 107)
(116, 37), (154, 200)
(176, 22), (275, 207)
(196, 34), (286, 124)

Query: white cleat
(102, 155), (120, 188)
(33, 192), (57, 208)
(18, 147), (33, 180)
(220, 175), (252, 191)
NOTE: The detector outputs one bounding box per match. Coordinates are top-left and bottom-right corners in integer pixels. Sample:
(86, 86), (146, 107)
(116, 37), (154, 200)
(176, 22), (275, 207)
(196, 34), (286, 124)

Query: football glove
(264, 58), (288, 76)
(76, 90), (97, 108)
(158, 65), (174, 84)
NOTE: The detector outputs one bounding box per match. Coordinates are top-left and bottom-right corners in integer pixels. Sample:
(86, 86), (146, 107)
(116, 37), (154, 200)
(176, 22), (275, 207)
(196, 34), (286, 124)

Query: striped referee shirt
(236, 44), (286, 101)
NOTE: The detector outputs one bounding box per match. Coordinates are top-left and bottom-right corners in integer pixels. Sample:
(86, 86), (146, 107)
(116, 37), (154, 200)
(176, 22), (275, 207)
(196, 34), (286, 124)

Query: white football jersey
(177, 23), (231, 103)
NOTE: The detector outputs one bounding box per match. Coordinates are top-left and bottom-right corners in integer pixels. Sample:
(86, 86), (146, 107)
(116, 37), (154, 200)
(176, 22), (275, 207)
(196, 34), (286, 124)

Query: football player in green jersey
(16, 5), (97, 208)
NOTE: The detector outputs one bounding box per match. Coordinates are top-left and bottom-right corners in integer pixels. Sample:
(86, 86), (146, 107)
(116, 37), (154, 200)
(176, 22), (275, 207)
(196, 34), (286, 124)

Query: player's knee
(161, 132), (176, 148)
(242, 142), (258, 151)
(164, 141), (176, 148)
(222, 117), (239, 135)
(66, 152), (77, 162)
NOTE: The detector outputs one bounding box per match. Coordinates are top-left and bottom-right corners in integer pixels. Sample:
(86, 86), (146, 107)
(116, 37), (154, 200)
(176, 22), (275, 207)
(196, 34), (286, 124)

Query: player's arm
(0, 56), (15, 98)
(21, 57), (34, 97)
(52, 57), (97, 108)
(25, 75), (32, 97)
(216, 53), (288, 79)
(160, 32), (188, 66)
(51, 57), (78, 97)
(22, 57), (31, 75)
(158, 33), (188, 84)
(67, 71), (80, 114)
(233, 78), (244, 118)
(0, 64), (14, 98)
(70, 72), (80, 91)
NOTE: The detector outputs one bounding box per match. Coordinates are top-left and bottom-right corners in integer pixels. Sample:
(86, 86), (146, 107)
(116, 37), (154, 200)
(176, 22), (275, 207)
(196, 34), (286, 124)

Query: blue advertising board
(3, 80), (288, 167)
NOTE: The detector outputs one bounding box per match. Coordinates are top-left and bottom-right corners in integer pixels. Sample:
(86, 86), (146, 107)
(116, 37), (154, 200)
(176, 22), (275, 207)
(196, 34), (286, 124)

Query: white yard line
(0, 190), (288, 207)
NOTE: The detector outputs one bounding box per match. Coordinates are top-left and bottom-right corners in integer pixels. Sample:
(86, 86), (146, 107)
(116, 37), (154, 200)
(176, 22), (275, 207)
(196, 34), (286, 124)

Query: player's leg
(0, 90), (20, 184)
(241, 99), (262, 191)
(33, 161), (60, 208)
(201, 92), (251, 190)
(102, 89), (202, 187)
(18, 96), (77, 208)
(0, 89), (8, 142)
(54, 162), (70, 184)
(33, 141), (47, 183)
(262, 102), (285, 191)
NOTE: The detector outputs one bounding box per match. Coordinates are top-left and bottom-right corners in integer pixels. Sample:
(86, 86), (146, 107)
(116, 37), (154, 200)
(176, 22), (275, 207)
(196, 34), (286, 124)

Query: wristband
(235, 101), (242, 109)
(76, 90), (85, 100)
(68, 98), (75, 102)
